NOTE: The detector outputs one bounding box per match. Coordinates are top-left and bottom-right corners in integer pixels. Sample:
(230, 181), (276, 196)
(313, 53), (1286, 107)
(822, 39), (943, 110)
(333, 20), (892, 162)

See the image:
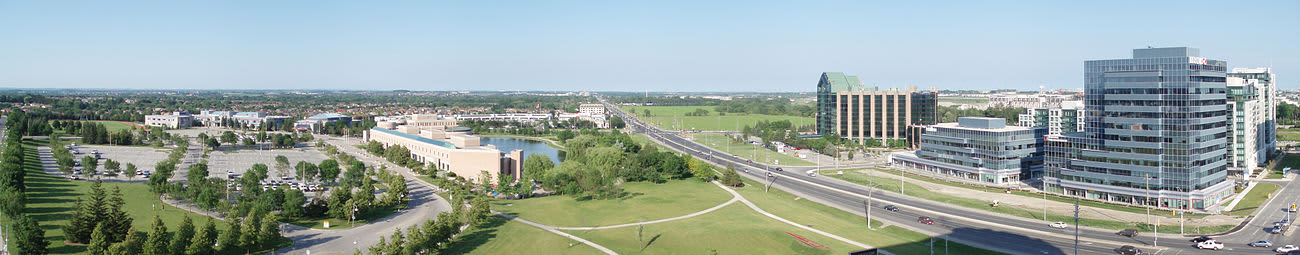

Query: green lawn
(1270, 154), (1300, 179)
(690, 133), (814, 166)
(1226, 182), (1281, 216)
(567, 203), (859, 254)
(1279, 131), (1300, 142)
(832, 171), (1234, 234)
(734, 179), (1001, 255)
(494, 179), (731, 227)
(442, 216), (604, 255)
(51, 120), (142, 135)
(22, 139), (233, 254)
(619, 106), (812, 131)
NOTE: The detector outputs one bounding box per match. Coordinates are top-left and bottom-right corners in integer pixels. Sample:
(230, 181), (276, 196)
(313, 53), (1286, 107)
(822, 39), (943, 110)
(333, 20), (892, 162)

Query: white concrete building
(144, 112), (194, 129)
(1225, 68), (1278, 179)
(579, 103), (606, 115)
(366, 115), (523, 183)
(1018, 100), (1085, 136)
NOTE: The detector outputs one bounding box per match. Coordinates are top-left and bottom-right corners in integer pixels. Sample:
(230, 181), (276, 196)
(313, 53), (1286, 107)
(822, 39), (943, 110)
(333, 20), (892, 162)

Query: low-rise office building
(231, 112), (291, 129)
(579, 103), (606, 115)
(889, 117), (1047, 185)
(365, 115), (522, 183)
(145, 111), (194, 129)
(295, 113), (352, 131)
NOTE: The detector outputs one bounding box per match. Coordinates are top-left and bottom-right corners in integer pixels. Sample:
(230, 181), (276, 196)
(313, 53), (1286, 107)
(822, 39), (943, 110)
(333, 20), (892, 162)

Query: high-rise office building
(1018, 100), (1085, 136)
(1044, 47), (1233, 211)
(816, 72), (938, 144)
(1226, 68), (1278, 176)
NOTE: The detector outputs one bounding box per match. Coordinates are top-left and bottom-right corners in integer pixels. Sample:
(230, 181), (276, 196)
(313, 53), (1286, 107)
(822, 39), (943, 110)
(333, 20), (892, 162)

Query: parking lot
(198, 147), (331, 180)
(70, 144), (171, 181)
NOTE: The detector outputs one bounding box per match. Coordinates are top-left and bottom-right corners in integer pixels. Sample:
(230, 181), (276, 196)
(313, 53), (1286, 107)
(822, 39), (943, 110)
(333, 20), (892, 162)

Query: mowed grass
(51, 120), (142, 134)
(567, 203), (859, 255)
(493, 179), (731, 227)
(442, 216), (604, 255)
(1227, 182), (1281, 216)
(690, 133), (814, 166)
(831, 171), (1235, 234)
(22, 139), (230, 254)
(619, 106), (812, 131)
(1270, 153), (1300, 179)
(1279, 131), (1300, 142)
(733, 178), (1001, 255)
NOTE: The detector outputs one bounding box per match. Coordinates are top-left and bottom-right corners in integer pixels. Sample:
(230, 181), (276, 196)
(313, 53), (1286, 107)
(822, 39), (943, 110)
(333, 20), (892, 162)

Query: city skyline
(1, 1), (1296, 92)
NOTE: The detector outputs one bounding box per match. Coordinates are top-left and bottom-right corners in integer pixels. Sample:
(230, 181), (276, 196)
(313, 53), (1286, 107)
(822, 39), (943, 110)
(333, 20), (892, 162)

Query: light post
(350, 205), (358, 228)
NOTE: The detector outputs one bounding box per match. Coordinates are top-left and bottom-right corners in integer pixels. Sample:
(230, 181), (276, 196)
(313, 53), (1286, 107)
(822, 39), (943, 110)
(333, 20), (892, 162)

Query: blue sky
(1, 1), (1296, 92)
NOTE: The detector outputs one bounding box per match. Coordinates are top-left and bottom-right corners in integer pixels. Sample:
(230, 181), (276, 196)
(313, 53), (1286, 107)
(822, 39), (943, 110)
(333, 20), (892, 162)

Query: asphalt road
(603, 99), (1298, 255)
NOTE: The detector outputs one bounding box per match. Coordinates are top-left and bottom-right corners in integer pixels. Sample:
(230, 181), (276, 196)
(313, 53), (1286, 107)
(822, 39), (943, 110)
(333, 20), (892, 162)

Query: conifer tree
(169, 216), (195, 254)
(186, 219), (218, 255)
(143, 216), (171, 255)
(87, 223), (110, 255)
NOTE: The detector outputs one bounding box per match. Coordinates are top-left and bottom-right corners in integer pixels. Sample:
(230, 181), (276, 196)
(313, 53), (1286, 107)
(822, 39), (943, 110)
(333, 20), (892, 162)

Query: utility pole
(1073, 197), (1079, 255)
(1043, 182), (1048, 222)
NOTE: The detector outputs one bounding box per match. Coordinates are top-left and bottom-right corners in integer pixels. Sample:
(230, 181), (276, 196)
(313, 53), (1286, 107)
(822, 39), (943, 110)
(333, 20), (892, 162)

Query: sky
(1, 1), (1297, 92)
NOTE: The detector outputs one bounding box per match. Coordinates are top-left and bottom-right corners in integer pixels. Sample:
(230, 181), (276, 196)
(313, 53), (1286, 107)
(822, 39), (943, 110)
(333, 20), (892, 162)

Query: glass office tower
(1044, 47), (1234, 211)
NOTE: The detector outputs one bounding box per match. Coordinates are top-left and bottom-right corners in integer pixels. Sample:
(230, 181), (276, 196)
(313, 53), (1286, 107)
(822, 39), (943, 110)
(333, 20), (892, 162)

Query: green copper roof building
(816, 72), (937, 144)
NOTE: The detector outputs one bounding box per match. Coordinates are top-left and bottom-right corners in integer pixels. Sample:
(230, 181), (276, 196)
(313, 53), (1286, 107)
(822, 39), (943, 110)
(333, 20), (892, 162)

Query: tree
(187, 162), (209, 184)
(275, 155), (291, 178)
(13, 215), (49, 255)
(327, 185), (353, 219)
(205, 137), (220, 149)
(107, 229), (144, 255)
(143, 215), (171, 255)
(216, 218), (242, 254)
(556, 129), (575, 142)
(106, 187), (134, 242)
(319, 159), (341, 183)
(187, 219), (218, 255)
(220, 131), (237, 144)
(87, 223), (111, 255)
(609, 115), (626, 129)
(126, 163), (137, 176)
(523, 154), (554, 182)
(170, 216), (195, 254)
(258, 212), (281, 250)
(721, 163), (743, 187)
(104, 159), (121, 171)
(343, 160), (366, 186)
(282, 189), (307, 217)
(82, 155), (99, 176)
(239, 210), (262, 253)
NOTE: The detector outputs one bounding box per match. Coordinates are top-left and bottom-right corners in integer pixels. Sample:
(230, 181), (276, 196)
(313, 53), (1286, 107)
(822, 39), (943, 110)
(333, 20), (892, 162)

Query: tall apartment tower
(1044, 47), (1234, 211)
(815, 72), (938, 144)
(1227, 68), (1278, 173)
(1018, 100), (1086, 136)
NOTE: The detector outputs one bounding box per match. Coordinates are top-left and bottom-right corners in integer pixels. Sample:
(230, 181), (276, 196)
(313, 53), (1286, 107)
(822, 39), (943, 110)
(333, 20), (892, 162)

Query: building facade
(295, 113), (352, 131)
(1044, 47), (1233, 211)
(1018, 100), (1085, 136)
(366, 116), (521, 183)
(579, 103), (606, 115)
(889, 117), (1047, 185)
(816, 72), (938, 144)
(1227, 68), (1277, 175)
(144, 112), (194, 129)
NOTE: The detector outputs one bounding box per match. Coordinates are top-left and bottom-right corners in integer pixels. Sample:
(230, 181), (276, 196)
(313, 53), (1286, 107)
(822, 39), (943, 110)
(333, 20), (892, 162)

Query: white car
(1049, 222), (1068, 229)
(1196, 240), (1224, 250)
(1278, 245), (1300, 253)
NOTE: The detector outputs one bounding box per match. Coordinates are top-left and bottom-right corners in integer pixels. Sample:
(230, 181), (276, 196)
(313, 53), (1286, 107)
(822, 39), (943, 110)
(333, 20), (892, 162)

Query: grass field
(51, 120), (142, 134)
(22, 139), (231, 254)
(1279, 131), (1300, 142)
(734, 179), (1000, 255)
(567, 203), (859, 254)
(493, 179), (732, 227)
(1227, 182), (1281, 216)
(832, 170), (1234, 234)
(938, 97), (990, 104)
(619, 106), (812, 131)
(442, 216), (604, 255)
(1271, 154), (1300, 179)
(690, 133), (814, 166)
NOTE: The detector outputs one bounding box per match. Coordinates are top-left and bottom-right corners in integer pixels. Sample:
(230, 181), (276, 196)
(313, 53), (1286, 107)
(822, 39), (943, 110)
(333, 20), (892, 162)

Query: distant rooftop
(371, 127), (455, 149)
(307, 113), (350, 120)
(1133, 47), (1199, 58)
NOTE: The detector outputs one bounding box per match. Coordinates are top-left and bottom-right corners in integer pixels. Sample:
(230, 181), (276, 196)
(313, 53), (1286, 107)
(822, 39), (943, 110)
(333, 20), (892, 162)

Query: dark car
(776, 167), (783, 171)
(1115, 245), (1142, 255)
(1117, 229), (1138, 237)
(1189, 236), (1213, 243)
(883, 205), (899, 212)
(917, 216), (934, 225)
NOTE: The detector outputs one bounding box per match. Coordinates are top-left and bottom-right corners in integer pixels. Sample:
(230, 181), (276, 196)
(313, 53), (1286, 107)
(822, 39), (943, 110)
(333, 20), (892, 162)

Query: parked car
(883, 205), (899, 212)
(1049, 222), (1068, 229)
(1115, 245), (1142, 255)
(1248, 240), (1273, 247)
(1277, 245), (1300, 253)
(917, 216), (934, 225)
(1189, 236), (1213, 243)
(1196, 240), (1223, 250)
(1117, 229), (1138, 237)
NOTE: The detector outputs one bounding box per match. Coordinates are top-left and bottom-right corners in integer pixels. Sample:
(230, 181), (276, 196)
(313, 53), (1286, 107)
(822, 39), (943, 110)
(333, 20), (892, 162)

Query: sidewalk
(851, 168), (1244, 228)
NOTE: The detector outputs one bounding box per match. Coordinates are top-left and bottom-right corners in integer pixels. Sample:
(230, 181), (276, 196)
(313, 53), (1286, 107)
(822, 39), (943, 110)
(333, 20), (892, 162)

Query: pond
(481, 137), (563, 164)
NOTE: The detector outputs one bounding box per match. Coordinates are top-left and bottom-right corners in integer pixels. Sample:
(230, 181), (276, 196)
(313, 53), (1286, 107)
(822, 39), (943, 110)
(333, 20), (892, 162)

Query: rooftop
(308, 113), (350, 120)
(371, 127), (456, 149)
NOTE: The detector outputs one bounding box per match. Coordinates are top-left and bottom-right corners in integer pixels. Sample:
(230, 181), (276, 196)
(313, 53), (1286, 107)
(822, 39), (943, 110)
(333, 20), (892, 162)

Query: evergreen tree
(107, 186), (134, 242)
(107, 228), (144, 255)
(169, 216), (195, 254)
(239, 210), (262, 253)
(258, 212), (281, 250)
(62, 198), (95, 243)
(143, 216), (171, 255)
(87, 223), (111, 255)
(216, 218), (241, 254)
(13, 215), (49, 255)
(187, 219), (218, 255)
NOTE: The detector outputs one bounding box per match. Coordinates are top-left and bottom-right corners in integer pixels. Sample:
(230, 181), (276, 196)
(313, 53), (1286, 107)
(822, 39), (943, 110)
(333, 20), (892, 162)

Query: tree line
(2, 111), (51, 254)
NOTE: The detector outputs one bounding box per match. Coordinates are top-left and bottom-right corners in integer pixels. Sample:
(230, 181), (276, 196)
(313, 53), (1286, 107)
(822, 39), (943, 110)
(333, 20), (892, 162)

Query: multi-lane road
(603, 99), (1299, 255)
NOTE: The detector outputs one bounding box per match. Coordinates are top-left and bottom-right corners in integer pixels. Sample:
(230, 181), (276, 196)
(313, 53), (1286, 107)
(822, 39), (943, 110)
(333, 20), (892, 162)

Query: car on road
(1269, 227), (1283, 234)
(1189, 236), (1213, 243)
(1115, 245), (1142, 255)
(883, 205), (899, 212)
(775, 167), (783, 172)
(1196, 240), (1223, 250)
(1049, 222), (1068, 229)
(1277, 245), (1300, 253)
(1116, 229), (1138, 237)
(808, 171), (817, 177)
(917, 216), (934, 225)
(1248, 240), (1272, 247)
(766, 172), (773, 178)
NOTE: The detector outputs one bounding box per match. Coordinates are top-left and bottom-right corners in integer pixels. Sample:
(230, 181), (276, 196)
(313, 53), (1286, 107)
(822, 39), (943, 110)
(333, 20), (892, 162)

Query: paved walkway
(851, 168), (1243, 227)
